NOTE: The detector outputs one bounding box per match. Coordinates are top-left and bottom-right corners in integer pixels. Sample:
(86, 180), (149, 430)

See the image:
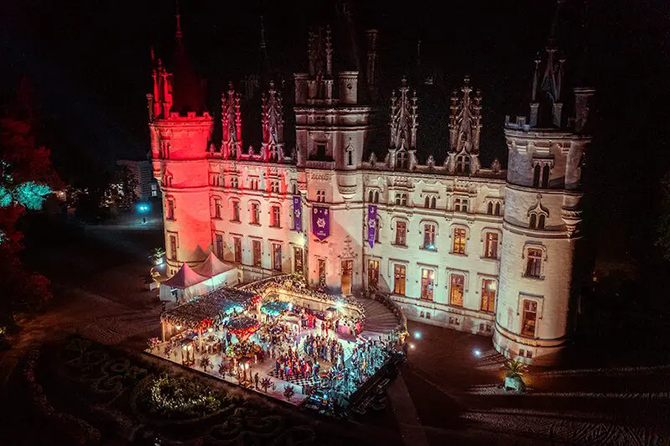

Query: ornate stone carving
(338, 235), (358, 260)
(491, 158), (501, 173)
(222, 82), (242, 159)
(447, 76), (482, 174)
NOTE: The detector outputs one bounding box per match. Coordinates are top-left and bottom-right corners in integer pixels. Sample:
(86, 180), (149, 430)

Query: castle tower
(493, 1), (594, 365)
(294, 24), (372, 294)
(148, 7), (213, 275)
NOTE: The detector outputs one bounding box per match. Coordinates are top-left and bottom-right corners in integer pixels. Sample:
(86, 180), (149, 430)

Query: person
(254, 372), (259, 389)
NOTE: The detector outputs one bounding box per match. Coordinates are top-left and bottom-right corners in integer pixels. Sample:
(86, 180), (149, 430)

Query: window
(487, 202), (494, 215)
(484, 233), (499, 259)
(449, 274), (464, 306)
(166, 198), (175, 220)
(231, 200), (241, 222)
(252, 240), (262, 267)
(454, 197), (469, 213)
(270, 205), (281, 228)
(367, 259), (379, 291)
(533, 163), (551, 188)
(538, 214), (546, 229)
(368, 190), (380, 203)
(163, 174), (173, 187)
(250, 178), (259, 190)
(481, 279), (496, 312)
(452, 228), (467, 254)
(234, 237), (242, 263)
(272, 243), (282, 271)
(315, 143), (327, 160)
(210, 172), (220, 186)
(521, 300), (538, 337)
(424, 195), (437, 209)
(270, 181), (280, 193)
(495, 202), (501, 216)
(395, 193), (408, 206)
(316, 190), (326, 203)
(215, 234), (224, 259)
(231, 176), (239, 189)
(395, 221), (407, 246)
(455, 155), (470, 174)
(423, 224), (436, 250)
(542, 165), (550, 188)
(292, 183), (299, 195)
(159, 141), (170, 158)
(294, 247), (304, 273)
(533, 164), (541, 187)
(169, 234), (178, 260)
(318, 259), (326, 286)
(421, 269), (435, 301)
(529, 212), (546, 230)
(347, 147), (354, 166)
(393, 264), (406, 295)
(213, 198), (222, 219)
(529, 214), (537, 229)
(250, 203), (260, 225)
(525, 248), (543, 278)
(396, 150), (408, 169)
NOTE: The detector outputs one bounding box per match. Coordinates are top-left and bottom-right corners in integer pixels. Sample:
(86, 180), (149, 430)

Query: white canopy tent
(192, 252), (238, 289)
(159, 263), (209, 304)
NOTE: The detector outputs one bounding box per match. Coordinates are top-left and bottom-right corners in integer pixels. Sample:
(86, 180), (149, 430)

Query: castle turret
(494, 0), (594, 365)
(148, 7), (213, 275)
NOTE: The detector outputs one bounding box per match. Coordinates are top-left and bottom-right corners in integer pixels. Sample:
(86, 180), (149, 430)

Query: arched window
(166, 197), (175, 220)
(542, 165), (550, 188)
(347, 147), (354, 166)
(230, 199), (241, 222)
(431, 196), (437, 208)
(368, 190), (380, 203)
(424, 196), (430, 208)
(212, 197), (222, 219)
(487, 202), (493, 215)
(538, 214), (546, 229)
(456, 155), (470, 174)
(494, 202), (501, 215)
(533, 164), (541, 187)
(425, 196), (436, 209)
(529, 214), (537, 229)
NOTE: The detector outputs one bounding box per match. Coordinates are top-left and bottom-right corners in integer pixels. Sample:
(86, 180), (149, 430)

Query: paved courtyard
(1, 216), (670, 445)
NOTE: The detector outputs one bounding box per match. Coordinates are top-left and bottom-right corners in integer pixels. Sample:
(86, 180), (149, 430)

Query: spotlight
(413, 331), (422, 340)
(473, 348), (482, 358)
(409, 343), (416, 350)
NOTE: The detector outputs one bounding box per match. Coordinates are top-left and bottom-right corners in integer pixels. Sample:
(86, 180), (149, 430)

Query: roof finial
(175, 0), (183, 45)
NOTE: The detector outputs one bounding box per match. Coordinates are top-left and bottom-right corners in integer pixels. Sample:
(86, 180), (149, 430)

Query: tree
(260, 377), (272, 393)
(283, 384), (295, 401)
(0, 117), (59, 327)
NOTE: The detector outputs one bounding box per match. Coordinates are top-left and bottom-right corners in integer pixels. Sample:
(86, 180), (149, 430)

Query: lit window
(367, 259), (379, 291)
(449, 274), (464, 306)
(521, 300), (538, 337)
(393, 264), (406, 295)
(481, 279), (496, 312)
(484, 233), (499, 259)
(423, 224), (436, 250)
(452, 228), (466, 254)
(270, 205), (281, 228)
(421, 269), (434, 300)
(395, 221), (407, 246)
(525, 248), (543, 278)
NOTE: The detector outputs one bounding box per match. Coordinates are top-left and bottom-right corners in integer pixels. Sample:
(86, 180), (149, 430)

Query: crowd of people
(303, 334), (344, 365)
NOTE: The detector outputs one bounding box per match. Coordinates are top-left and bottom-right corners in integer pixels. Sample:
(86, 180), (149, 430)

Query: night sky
(2, 0), (669, 266)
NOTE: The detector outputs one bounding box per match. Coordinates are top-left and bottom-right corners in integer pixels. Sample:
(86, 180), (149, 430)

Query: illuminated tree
(0, 117), (59, 325)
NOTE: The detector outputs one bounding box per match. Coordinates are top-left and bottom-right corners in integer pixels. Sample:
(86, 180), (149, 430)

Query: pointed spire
(175, 0), (183, 45)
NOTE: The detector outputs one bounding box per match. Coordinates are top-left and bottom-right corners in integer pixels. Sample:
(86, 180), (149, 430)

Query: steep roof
(163, 263), (208, 289)
(171, 11), (206, 114)
(192, 252), (236, 278)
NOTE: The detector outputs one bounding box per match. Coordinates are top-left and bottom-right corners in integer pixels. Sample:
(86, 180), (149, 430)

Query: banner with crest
(312, 206), (330, 241)
(367, 204), (378, 248)
(292, 195), (302, 232)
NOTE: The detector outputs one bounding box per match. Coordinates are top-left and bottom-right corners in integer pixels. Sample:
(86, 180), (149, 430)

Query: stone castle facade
(148, 16), (594, 365)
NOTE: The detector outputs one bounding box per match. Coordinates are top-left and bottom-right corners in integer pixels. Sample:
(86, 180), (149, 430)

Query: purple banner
(292, 195), (302, 232)
(312, 206), (330, 241)
(367, 204), (378, 248)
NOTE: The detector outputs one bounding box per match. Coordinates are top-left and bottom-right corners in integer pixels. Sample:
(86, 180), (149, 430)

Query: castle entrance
(341, 260), (353, 295)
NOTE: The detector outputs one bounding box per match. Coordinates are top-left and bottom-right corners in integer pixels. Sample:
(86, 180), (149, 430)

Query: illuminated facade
(148, 17), (593, 365)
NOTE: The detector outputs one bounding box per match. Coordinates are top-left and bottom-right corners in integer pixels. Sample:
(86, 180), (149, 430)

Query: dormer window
(347, 146), (354, 166)
(396, 150), (408, 169)
(455, 154), (470, 174)
(532, 160), (552, 188)
(424, 195), (437, 209)
(528, 194), (549, 230)
(368, 190), (380, 203)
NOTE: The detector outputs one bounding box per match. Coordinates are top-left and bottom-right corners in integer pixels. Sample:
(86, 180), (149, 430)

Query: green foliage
(283, 384), (295, 401)
(146, 374), (224, 419)
(502, 359), (527, 379)
(13, 181), (52, 210)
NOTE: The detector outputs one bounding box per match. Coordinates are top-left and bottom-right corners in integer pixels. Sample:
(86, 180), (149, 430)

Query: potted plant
(283, 384), (295, 402)
(502, 359), (527, 393)
(199, 356), (211, 372)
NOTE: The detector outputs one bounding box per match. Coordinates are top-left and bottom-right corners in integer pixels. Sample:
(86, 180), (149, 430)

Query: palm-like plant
(283, 384), (296, 401)
(502, 359), (527, 379)
(149, 247), (165, 265)
(199, 356), (211, 372)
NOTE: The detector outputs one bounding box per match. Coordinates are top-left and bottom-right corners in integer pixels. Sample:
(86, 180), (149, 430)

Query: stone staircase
(356, 297), (402, 339)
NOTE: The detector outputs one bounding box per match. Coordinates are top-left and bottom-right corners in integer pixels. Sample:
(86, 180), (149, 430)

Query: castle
(148, 7), (594, 366)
